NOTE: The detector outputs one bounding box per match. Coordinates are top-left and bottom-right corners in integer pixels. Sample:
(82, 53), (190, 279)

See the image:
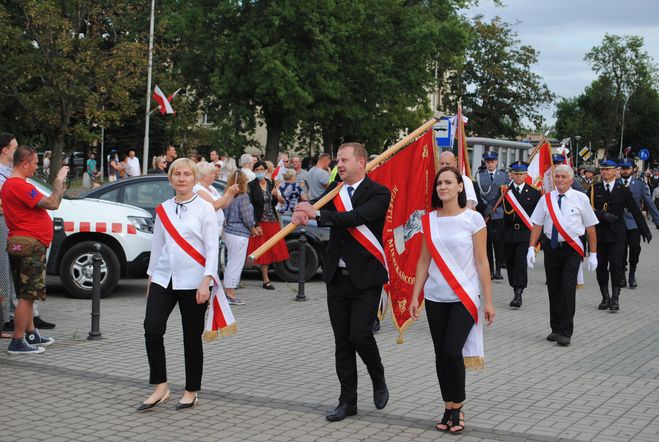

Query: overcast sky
(469, 0), (659, 125)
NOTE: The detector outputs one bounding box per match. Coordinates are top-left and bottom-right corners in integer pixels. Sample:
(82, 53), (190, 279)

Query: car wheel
(59, 241), (121, 299)
(273, 239), (319, 282)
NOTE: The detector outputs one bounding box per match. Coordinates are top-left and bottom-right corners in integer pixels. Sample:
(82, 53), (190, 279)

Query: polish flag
(526, 141), (552, 191)
(153, 85), (175, 115)
(272, 159), (286, 181)
(558, 143), (571, 167)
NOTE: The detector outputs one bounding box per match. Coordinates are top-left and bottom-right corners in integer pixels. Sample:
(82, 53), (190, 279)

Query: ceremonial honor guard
(292, 143), (390, 422)
(618, 159), (659, 288)
(528, 164), (598, 346)
(476, 151), (508, 279)
(502, 161), (541, 308)
(590, 159), (651, 311)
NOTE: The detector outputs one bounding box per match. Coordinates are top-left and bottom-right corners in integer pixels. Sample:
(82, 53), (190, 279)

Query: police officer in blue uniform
(476, 151), (509, 280)
(590, 159), (651, 311)
(618, 159), (659, 288)
(502, 161), (541, 308)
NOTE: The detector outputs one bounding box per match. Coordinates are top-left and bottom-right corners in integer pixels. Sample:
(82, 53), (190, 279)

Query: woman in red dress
(247, 161), (289, 289)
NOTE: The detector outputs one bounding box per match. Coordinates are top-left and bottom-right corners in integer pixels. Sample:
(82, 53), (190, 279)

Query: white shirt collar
(513, 182), (525, 192)
(555, 187), (574, 198)
(345, 177), (365, 192)
(603, 179), (616, 187)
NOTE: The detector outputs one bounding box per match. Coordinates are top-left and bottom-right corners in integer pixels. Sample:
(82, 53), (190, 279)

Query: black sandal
(449, 407), (465, 433)
(262, 282), (275, 290)
(435, 408), (451, 431)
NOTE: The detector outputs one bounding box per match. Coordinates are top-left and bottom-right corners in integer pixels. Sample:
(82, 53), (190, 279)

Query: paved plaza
(2, 243), (659, 442)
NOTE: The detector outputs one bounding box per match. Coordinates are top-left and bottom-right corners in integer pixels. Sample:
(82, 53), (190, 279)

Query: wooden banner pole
(248, 116), (441, 260)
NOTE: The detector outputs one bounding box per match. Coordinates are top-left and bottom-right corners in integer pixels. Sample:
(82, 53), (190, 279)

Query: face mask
(255, 172), (265, 180)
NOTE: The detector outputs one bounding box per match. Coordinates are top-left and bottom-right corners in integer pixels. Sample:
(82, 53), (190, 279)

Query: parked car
(29, 177), (153, 299)
(82, 175), (328, 281)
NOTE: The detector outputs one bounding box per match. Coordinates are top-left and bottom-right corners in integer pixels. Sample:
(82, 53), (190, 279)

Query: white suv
(30, 178), (153, 299)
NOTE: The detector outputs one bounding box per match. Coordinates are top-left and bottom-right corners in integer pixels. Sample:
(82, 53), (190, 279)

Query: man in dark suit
(475, 151), (508, 280)
(590, 159), (651, 311)
(292, 142), (390, 422)
(618, 159), (659, 288)
(502, 161), (541, 308)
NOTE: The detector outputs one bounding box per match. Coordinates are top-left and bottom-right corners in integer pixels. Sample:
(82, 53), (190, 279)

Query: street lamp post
(142, 0), (156, 175)
(574, 135), (581, 169)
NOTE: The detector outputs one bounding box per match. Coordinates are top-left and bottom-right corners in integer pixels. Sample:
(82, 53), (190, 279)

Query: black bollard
(295, 230), (308, 301)
(88, 243), (103, 340)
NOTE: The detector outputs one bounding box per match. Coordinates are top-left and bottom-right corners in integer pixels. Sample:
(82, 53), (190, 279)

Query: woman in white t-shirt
(193, 162), (239, 237)
(409, 166), (495, 434)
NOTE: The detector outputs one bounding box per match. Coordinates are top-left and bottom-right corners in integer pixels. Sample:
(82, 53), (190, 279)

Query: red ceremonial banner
(368, 130), (436, 343)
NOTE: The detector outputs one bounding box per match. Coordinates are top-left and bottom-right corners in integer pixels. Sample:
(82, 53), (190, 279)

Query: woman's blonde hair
(195, 161), (216, 180)
(167, 158), (199, 182)
(227, 170), (248, 194)
(152, 155), (166, 169)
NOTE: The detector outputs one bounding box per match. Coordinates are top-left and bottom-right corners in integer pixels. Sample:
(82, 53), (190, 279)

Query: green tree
(443, 17), (554, 138)
(0, 1), (148, 177)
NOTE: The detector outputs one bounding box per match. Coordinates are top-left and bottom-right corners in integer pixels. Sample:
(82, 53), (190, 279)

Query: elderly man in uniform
(590, 159), (651, 311)
(528, 164), (598, 346)
(476, 151), (508, 280)
(618, 159), (659, 288)
(502, 161), (541, 308)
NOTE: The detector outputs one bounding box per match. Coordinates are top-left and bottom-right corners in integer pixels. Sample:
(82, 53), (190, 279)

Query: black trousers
(425, 300), (474, 403)
(596, 241), (625, 289)
(486, 219), (505, 271)
(543, 242), (581, 338)
(505, 241), (528, 288)
(327, 273), (385, 405)
(144, 281), (208, 391)
(623, 229), (641, 272)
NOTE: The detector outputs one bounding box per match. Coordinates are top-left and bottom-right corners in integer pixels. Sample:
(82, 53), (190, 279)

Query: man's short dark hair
(13, 145), (37, 165)
(338, 143), (368, 161)
(431, 166), (467, 209)
(0, 132), (16, 151)
(318, 152), (331, 161)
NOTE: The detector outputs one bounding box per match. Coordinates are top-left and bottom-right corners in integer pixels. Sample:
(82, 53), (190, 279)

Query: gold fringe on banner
(202, 323), (238, 343)
(463, 356), (484, 371)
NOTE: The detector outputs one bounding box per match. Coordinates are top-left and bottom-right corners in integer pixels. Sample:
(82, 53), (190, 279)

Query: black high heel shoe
(175, 394), (198, 410)
(136, 390), (170, 411)
(435, 408), (452, 431)
(449, 407), (465, 433)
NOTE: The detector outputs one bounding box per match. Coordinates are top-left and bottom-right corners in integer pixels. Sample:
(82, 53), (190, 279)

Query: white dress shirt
(148, 195), (219, 290)
(530, 188), (598, 241)
(337, 177), (365, 268)
(462, 175), (478, 205)
(126, 156), (141, 176)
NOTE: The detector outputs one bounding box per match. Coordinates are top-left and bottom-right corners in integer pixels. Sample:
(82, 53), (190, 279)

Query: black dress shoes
(556, 336), (571, 346)
(175, 394), (198, 411)
(373, 385), (389, 409)
(325, 403), (357, 422)
(34, 317), (56, 329)
(136, 391), (170, 411)
(546, 333), (559, 342)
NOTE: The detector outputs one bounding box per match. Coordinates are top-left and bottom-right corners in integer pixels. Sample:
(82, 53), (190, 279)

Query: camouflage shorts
(7, 236), (47, 301)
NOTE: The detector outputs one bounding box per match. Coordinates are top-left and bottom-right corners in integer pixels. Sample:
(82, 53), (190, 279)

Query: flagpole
(248, 116), (442, 260)
(142, 0), (156, 175)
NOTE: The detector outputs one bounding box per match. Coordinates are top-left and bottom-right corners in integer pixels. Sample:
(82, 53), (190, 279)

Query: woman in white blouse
(193, 161), (238, 237)
(409, 166), (495, 433)
(139, 158), (218, 412)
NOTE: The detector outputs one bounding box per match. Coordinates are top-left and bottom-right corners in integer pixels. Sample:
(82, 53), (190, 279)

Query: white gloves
(526, 246), (536, 268)
(587, 253), (598, 271)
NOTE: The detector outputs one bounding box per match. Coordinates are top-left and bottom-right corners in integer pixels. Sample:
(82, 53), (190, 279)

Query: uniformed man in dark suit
(618, 159), (659, 288)
(590, 159), (651, 311)
(476, 151), (508, 280)
(502, 161), (541, 308)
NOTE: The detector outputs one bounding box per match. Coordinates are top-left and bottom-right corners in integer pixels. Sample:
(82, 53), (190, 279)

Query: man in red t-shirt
(1, 145), (68, 354)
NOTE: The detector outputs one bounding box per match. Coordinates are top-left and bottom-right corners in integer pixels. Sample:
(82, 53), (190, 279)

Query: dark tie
(347, 186), (354, 200)
(550, 194), (565, 250)
(623, 179), (628, 187)
(490, 173), (494, 182)
(516, 186), (521, 193)
(605, 183), (611, 194)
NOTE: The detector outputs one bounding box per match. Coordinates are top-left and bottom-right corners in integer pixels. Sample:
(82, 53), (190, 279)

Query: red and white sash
(421, 212), (484, 369)
(544, 193), (584, 257)
(155, 204), (236, 341)
(504, 188), (533, 230)
(333, 184), (389, 315)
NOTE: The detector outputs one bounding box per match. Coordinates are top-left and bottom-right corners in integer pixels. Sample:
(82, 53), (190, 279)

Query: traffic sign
(638, 148), (650, 161)
(434, 117), (452, 147)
